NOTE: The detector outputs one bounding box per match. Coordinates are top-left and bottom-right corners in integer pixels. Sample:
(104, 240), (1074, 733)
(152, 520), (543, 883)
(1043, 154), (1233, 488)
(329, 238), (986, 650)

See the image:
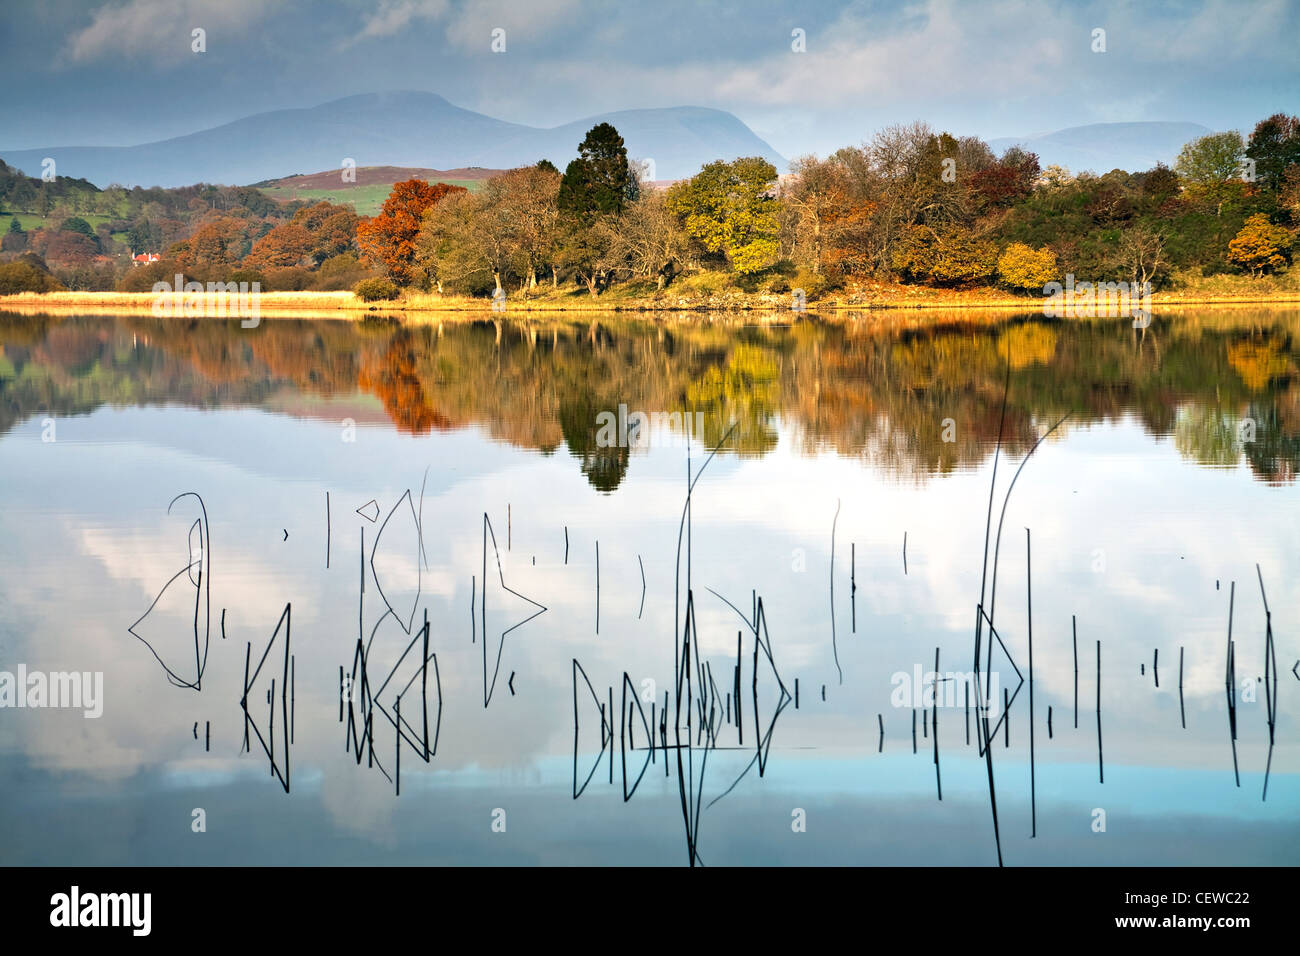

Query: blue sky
(2, 0), (1297, 161)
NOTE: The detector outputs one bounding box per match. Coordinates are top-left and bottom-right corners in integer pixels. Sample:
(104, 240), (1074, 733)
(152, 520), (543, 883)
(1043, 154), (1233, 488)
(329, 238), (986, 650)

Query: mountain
(0, 92), (786, 189)
(988, 122), (1212, 175)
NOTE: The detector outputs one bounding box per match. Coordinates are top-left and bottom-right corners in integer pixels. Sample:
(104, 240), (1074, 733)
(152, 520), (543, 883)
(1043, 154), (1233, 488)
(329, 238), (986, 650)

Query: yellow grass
(2, 287), (1299, 321)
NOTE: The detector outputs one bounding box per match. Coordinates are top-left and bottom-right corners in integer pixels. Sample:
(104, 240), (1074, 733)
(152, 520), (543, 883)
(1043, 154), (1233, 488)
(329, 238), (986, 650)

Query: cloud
(62, 0), (271, 64)
(440, 0), (583, 52)
(356, 0), (451, 40)
(1109, 0), (1297, 63)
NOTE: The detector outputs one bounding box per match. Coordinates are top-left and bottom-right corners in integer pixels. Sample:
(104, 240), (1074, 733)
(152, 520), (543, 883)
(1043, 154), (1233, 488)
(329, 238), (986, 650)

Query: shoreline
(1, 288), (1299, 319)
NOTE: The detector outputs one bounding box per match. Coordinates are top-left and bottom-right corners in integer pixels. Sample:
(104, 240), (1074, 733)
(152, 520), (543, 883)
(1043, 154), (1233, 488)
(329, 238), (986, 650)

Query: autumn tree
(169, 216), (248, 268)
(244, 221), (312, 268)
(599, 188), (691, 288)
(357, 179), (466, 286)
(969, 146), (1040, 210)
(244, 201), (358, 270)
(1281, 166), (1300, 224)
(666, 157), (780, 275)
(40, 230), (100, 266)
(784, 156), (845, 275)
(783, 154), (878, 277)
(290, 201), (359, 264)
(492, 165), (561, 290)
(891, 225), (997, 285)
(414, 187), (517, 294)
(997, 242), (1058, 290)
(1227, 213), (1294, 277)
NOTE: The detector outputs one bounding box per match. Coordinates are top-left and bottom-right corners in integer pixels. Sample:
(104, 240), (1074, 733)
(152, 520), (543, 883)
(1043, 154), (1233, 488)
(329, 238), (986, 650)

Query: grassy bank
(2, 281), (1300, 319)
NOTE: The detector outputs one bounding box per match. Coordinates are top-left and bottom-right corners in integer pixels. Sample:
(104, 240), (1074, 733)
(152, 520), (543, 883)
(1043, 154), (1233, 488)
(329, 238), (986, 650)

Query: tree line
(2, 112), (1297, 297)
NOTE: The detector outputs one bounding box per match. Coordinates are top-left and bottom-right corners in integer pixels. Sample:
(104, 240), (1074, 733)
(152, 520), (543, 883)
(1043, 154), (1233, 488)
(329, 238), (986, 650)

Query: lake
(0, 308), (1296, 866)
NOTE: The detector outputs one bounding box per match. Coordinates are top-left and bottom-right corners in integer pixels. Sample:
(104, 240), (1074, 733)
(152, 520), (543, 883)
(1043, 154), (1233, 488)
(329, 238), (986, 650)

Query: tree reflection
(2, 310), (1298, 488)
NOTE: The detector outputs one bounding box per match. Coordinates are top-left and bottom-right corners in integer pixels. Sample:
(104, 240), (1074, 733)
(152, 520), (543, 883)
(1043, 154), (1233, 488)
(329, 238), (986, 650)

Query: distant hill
(255, 166), (503, 215)
(0, 92), (787, 189)
(253, 165), (502, 190)
(988, 122), (1213, 175)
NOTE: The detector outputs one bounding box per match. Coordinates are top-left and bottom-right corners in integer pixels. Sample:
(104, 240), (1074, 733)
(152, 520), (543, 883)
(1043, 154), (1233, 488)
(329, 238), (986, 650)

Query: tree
(169, 216), (248, 268)
(666, 157), (780, 275)
(1174, 131), (1246, 215)
(1245, 113), (1300, 192)
(59, 216), (94, 237)
(0, 259), (64, 294)
(1227, 213), (1294, 277)
(2, 216), (26, 252)
(785, 156), (845, 275)
(556, 124), (636, 294)
(891, 225), (997, 285)
(997, 242), (1058, 290)
(1035, 164), (1075, 191)
(39, 230), (100, 266)
(244, 221), (313, 268)
(1119, 225), (1167, 288)
(126, 219), (160, 255)
(557, 123), (636, 222)
(783, 154), (877, 277)
(1281, 166), (1300, 225)
(243, 201), (359, 270)
(600, 189), (691, 288)
(1139, 163), (1180, 203)
(289, 201), (359, 264)
(860, 122), (1001, 273)
(970, 147), (1040, 210)
(491, 165), (562, 290)
(415, 189), (512, 294)
(357, 179), (466, 286)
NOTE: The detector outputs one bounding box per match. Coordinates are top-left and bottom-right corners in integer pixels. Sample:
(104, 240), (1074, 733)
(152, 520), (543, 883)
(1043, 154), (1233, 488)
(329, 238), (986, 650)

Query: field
(254, 165), (496, 215)
(1, 211), (117, 232)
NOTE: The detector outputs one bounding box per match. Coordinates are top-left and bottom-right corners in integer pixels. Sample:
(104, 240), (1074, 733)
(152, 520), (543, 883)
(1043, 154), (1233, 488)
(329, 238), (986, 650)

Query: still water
(0, 309), (1296, 866)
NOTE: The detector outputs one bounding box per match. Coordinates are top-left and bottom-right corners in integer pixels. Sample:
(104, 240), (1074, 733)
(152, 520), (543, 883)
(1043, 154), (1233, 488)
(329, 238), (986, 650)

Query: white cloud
(356, 0), (451, 41)
(63, 0), (271, 64)
(441, 0), (583, 52)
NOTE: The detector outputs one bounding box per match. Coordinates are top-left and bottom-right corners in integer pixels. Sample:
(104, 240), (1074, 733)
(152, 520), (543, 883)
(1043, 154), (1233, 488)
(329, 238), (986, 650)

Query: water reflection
(0, 309), (1296, 866)
(1, 308), (1296, 485)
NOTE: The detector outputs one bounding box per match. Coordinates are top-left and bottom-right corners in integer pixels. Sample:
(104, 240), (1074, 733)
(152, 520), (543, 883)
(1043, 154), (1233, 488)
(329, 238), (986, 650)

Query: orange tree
(1227, 213), (1294, 277)
(357, 180), (466, 286)
(244, 221), (313, 268)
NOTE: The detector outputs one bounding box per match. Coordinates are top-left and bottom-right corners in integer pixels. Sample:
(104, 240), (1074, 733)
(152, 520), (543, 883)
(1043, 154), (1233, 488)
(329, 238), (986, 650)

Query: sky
(1, 400), (1296, 863)
(1, 0), (1298, 164)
